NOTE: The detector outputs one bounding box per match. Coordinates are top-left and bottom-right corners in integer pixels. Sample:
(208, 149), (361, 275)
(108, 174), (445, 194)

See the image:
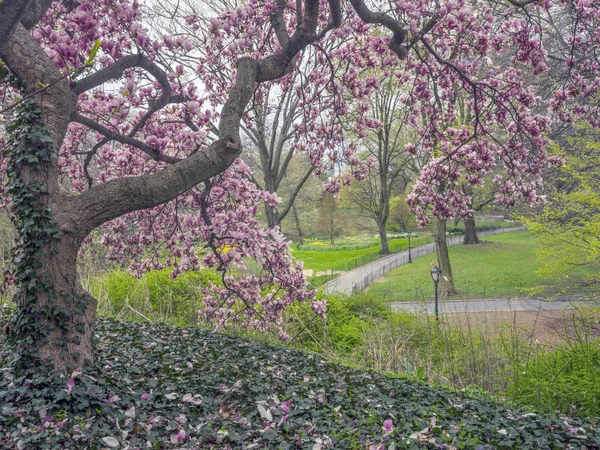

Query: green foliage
(447, 226), (465, 236)
(315, 192), (343, 244)
(388, 195), (417, 232)
(0, 308), (597, 449)
(290, 294), (392, 354)
(524, 124), (600, 298)
(506, 315), (600, 417)
(88, 268), (221, 326)
(291, 293), (600, 419)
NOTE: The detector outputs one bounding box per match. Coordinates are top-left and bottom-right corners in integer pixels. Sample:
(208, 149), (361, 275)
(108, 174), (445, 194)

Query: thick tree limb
(19, 0), (55, 29)
(73, 54), (171, 100)
(347, 0), (408, 58)
(0, 0), (32, 50)
(55, 138), (241, 237)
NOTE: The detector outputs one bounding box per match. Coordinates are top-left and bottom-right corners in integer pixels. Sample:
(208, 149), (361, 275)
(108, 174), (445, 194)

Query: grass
(291, 235), (432, 272)
(367, 230), (600, 302)
(82, 267), (221, 326)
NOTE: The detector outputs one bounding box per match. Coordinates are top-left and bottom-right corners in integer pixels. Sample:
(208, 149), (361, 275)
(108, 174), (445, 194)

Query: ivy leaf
(0, 65), (8, 82)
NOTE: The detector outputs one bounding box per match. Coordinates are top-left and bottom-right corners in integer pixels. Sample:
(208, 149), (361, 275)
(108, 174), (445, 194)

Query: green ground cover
(367, 230), (599, 301)
(1, 309), (598, 449)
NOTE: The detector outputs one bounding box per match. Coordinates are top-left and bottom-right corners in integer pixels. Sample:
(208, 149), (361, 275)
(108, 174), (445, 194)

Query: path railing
(322, 226), (525, 295)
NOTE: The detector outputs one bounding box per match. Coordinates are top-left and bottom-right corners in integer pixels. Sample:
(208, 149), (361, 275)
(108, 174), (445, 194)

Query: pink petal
(66, 378), (75, 395)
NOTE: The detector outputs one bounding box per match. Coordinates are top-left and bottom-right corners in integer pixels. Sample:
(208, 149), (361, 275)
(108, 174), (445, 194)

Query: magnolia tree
(0, 0), (598, 373)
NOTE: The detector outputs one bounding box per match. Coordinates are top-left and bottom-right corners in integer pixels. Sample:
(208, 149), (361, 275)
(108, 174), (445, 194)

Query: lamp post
(430, 265), (442, 321)
(407, 231), (412, 263)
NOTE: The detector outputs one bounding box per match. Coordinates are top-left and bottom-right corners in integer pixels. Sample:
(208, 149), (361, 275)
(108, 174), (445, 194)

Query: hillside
(1, 312), (598, 449)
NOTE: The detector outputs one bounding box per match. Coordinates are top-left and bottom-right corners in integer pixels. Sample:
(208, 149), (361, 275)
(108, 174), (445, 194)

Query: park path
(390, 297), (584, 314)
(321, 226), (525, 296)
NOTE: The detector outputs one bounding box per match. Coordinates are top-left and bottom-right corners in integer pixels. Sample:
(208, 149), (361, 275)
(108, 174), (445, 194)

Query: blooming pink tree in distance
(0, 0), (598, 372)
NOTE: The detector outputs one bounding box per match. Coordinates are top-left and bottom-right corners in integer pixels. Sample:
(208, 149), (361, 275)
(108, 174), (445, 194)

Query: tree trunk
(292, 204), (304, 236)
(377, 220), (390, 254)
(265, 202), (280, 229)
(463, 215), (480, 245)
(435, 219), (457, 298)
(6, 101), (95, 374)
(11, 236), (96, 373)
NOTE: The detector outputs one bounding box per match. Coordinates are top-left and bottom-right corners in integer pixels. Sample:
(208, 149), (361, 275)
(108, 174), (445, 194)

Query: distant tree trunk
(291, 204), (304, 236)
(329, 211), (335, 245)
(463, 215), (480, 245)
(377, 220), (390, 254)
(265, 202), (280, 229)
(435, 219), (457, 298)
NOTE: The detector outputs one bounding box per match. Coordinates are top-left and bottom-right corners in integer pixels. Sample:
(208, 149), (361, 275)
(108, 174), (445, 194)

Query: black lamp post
(430, 265), (442, 321)
(407, 231), (412, 263)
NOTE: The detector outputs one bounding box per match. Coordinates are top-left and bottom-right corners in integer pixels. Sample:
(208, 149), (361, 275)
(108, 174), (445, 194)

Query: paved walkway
(322, 226), (525, 295)
(390, 297), (587, 314)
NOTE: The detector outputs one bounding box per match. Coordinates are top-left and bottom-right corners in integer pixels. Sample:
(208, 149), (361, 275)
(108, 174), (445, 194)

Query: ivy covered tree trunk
(435, 219), (457, 298)
(7, 102), (96, 373)
(463, 215), (480, 245)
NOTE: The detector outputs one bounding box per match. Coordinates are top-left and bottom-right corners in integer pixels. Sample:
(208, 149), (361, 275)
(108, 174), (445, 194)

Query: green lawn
(366, 230), (599, 301)
(291, 235), (432, 272)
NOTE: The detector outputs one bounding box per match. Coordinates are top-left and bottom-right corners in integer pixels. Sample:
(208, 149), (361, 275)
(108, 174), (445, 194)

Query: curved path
(390, 297), (586, 314)
(322, 226), (525, 296)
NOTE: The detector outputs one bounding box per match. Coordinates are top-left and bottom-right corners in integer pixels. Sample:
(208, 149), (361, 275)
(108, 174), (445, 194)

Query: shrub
(88, 267), (221, 326)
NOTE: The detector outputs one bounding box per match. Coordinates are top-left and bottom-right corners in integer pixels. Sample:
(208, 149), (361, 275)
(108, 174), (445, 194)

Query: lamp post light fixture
(430, 265), (442, 321)
(407, 231), (412, 263)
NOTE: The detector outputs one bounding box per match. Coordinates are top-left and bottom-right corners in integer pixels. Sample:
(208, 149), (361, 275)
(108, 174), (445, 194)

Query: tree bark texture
(377, 220), (390, 254)
(435, 219), (457, 298)
(463, 215), (480, 245)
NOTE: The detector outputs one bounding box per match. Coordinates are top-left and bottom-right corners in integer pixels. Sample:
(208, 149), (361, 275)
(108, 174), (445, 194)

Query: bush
(447, 226), (465, 236)
(290, 292), (600, 420)
(88, 267), (221, 326)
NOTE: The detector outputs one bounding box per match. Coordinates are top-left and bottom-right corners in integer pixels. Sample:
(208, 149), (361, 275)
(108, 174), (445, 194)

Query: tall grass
(83, 267), (221, 326)
(289, 294), (600, 418)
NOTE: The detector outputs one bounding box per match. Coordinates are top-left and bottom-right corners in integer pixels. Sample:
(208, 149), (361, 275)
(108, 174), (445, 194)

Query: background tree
(460, 182), (497, 245)
(344, 74), (415, 254)
(316, 192), (343, 245)
(389, 194), (417, 232)
(278, 155), (324, 236)
(524, 125), (600, 298)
